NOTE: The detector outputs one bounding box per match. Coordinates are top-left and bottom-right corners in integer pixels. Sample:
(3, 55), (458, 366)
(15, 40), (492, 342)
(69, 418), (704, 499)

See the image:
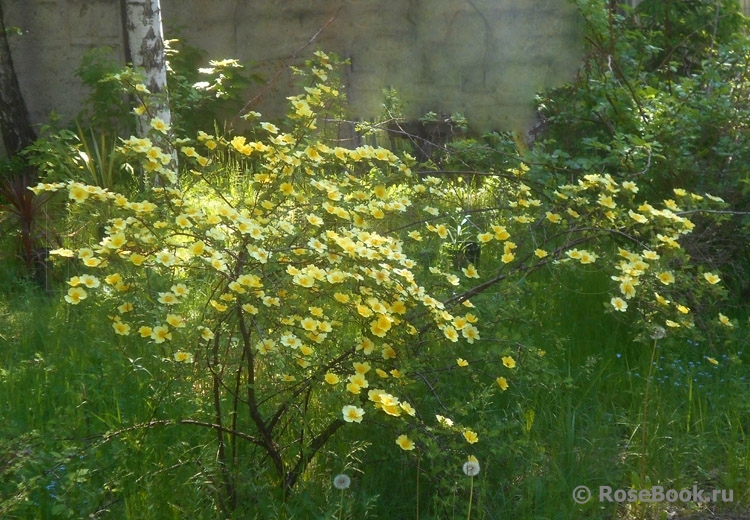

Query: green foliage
(164, 38), (261, 137)
(537, 0), (750, 304)
(3, 2), (750, 517)
(632, 0), (745, 75)
(25, 124), (131, 192)
(75, 46), (133, 134)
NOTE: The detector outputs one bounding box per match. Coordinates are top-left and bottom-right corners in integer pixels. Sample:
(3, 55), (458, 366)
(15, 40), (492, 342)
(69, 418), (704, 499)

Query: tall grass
(0, 257), (747, 518)
(0, 257), (219, 518)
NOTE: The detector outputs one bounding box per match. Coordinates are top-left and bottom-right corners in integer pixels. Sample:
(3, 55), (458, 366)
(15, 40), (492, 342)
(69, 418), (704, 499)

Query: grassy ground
(0, 256), (748, 519)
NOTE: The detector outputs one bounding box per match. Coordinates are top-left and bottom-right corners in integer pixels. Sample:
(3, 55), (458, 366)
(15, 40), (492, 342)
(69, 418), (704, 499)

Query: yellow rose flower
(463, 430), (479, 444)
(396, 434), (415, 451)
(342, 405), (365, 423)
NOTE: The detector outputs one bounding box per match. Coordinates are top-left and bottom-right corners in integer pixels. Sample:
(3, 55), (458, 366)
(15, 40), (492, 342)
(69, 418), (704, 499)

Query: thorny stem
(101, 418), (262, 445)
(285, 418), (345, 491)
(236, 8), (340, 118)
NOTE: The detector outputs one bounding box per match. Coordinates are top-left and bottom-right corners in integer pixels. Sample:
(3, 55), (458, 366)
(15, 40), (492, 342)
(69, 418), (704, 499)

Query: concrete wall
(6, 0), (584, 136)
(6, 0), (125, 128)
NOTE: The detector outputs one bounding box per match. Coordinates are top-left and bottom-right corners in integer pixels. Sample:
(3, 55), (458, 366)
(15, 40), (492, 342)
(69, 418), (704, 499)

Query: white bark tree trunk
(123, 0), (177, 183)
(123, 0), (171, 138)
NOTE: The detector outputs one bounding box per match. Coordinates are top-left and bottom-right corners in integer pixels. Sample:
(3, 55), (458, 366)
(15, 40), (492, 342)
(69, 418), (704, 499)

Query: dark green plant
(24, 124), (132, 195)
(0, 432), (44, 517)
(75, 46), (133, 135)
(632, 0), (745, 76)
(0, 166), (56, 286)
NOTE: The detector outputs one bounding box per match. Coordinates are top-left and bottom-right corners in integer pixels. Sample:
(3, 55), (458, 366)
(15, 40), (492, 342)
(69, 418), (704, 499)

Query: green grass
(0, 259), (221, 518)
(0, 259), (747, 519)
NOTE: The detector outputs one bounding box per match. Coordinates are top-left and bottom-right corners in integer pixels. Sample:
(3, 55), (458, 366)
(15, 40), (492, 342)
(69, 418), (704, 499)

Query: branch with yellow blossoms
(398, 164), (733, 337)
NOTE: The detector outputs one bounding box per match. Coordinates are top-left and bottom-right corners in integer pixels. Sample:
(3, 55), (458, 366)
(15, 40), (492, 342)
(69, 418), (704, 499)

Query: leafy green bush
(536, 0), (750, 308)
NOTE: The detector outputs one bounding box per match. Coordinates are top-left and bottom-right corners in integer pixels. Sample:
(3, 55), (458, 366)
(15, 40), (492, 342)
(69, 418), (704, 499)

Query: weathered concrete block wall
(6, 0), (584, 135)
(6, 0), (125, 128)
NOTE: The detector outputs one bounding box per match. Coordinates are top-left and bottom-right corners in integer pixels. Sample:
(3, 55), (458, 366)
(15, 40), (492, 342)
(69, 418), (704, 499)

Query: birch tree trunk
(123, 0), (177, 183)
(122, 0), (171, 138)
(0, 2), (36, 158)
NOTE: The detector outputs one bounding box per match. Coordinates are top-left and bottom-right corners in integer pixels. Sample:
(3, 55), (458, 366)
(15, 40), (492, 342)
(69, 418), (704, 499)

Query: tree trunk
(122, 0), (177, 184)
(0, 2), (37, 158)
(122, 0), (172, 138)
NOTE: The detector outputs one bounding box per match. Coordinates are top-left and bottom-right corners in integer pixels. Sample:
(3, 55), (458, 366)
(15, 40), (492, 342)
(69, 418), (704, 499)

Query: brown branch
(236, 8), (341, 118)
(285, 419), (345, 491)
(236, 307), (285, 480)
(100, 418), (262, 445)
(677, 209), (750, 216)
(585, 35), (648, 123)
(265, 348), (353, 432)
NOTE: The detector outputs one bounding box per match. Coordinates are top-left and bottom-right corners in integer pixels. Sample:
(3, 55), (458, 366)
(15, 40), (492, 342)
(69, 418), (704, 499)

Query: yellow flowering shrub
(37, 52), (480, 491)
(36, 51), (735, 495)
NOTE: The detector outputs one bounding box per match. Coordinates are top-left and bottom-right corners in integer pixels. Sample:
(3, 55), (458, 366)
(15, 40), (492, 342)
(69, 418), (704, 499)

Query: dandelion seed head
(333, 473), (351, 489)
(463, 457), (481, 476)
